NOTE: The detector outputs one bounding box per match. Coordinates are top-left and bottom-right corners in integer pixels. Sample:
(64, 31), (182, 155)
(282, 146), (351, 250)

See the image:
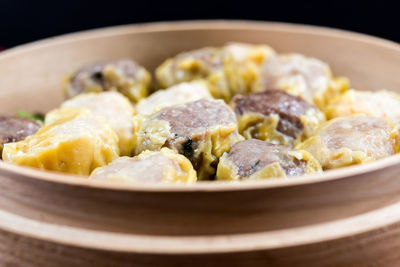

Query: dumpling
(90, 148), (196, 184)
(297, 115), (399, 169)
(64, 59), (151, 103)
(325, 89), (400, 126)
(259, 53), (349, 109)
(231, 89), (325, 146)
(133, 99), (243, 180)
(0, 115), (41, 159)
(223, 43), (276, 96)
(2, 108), (119, 175)
(136, 81), (212, 115)
(54, 91), (135, 156)
(155, 43), (276, 101)
(155, 47), (232, 100)
(217, 139), (321, 181)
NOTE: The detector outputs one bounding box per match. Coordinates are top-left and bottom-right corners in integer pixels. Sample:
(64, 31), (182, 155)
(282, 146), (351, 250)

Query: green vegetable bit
(17, 110), (45, 123)
(182, 138), (194, 158)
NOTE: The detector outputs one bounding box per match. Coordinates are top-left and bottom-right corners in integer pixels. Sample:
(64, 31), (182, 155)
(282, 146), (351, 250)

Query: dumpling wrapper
(90, 148), (196, 184)
(3, 107), (119, 175)
(54, 91), (135, 156)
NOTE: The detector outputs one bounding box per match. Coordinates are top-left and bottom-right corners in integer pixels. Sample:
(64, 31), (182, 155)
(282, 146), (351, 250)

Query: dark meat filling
(0, 115), (41, 158)
(155, 99), (236, 140)
(232, 89), (314, 138)
(153, 99), (237, 165)
(70, 59), (140, 94)
(227, 139), (307, 178)
(172, 48), (224, 74)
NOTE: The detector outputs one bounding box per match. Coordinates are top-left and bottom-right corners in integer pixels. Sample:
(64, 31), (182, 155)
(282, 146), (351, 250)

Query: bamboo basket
(1, 20), (400, 266)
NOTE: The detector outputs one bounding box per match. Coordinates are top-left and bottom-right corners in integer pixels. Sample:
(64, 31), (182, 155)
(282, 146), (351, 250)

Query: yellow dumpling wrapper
(325, 89), (400, 127)
(54, 91), (135, 156)
(133, 99), (244, 180)
(231, 90), (326, 147)
(155, 43), (276, 102)
(3, 108), (119, 175)
(155, 47), (233, 101)
(63, 59), (152, 103)
(216, 139), (321, 181)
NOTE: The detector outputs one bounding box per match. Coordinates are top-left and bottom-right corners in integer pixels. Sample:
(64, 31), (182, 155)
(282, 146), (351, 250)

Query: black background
(0, 0), (399, 48)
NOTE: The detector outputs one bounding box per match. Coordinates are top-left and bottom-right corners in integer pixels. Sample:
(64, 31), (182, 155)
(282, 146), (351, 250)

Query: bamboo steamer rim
(1, 20), (400, 192)
(0, 195), (399, 254)
(1, 154), (400, 192)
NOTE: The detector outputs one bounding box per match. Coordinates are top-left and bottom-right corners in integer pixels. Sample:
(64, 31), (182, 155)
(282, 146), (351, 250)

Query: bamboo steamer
(1, 21), (400, 266)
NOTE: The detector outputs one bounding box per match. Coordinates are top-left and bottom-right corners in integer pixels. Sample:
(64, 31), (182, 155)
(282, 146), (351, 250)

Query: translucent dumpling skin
(90, 148), (197, 184)
(3, 108), (119, 175)
(297, 115), (399, 169)
(259, 53), (349, 109)
(325, 89), (400, 127)
(136, 81), (212, 115)
(223, 43), (276, 96)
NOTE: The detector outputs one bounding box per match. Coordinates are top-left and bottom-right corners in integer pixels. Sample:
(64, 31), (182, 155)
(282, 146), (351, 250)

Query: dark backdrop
(1, 0), (399, 48)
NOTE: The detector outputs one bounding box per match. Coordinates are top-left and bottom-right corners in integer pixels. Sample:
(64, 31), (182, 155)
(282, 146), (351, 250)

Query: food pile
(2, 43), (399, 184)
